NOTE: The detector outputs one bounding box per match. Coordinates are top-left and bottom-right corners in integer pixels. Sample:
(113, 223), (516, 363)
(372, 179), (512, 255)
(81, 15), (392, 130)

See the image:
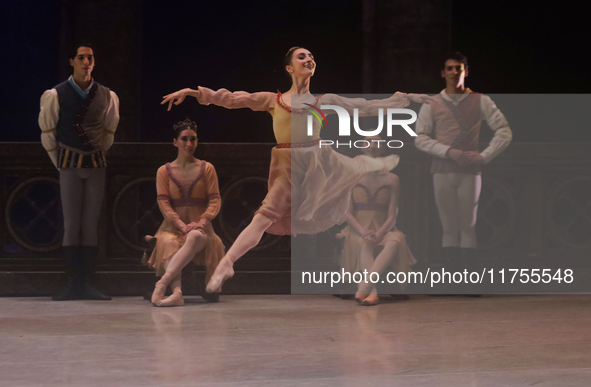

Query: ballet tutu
(256, 142), (399, 236)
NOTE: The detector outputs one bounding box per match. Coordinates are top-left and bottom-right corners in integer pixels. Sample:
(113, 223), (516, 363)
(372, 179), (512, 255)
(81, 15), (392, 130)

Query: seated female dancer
(148, 119), (225, 306)
(338, 135), (416, 306)
(161, 47), (431, 294)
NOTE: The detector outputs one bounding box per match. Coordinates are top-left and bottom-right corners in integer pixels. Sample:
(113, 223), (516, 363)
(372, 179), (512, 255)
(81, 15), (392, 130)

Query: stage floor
(1, 294), (590, 386)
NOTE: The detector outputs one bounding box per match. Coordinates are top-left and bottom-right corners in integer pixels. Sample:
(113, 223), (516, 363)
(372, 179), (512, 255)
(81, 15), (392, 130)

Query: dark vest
(55, 80), (111, 150)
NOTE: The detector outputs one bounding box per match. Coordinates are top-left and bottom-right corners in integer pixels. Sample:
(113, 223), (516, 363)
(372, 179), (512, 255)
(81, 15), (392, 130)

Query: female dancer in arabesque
(161, 47), (432, 294)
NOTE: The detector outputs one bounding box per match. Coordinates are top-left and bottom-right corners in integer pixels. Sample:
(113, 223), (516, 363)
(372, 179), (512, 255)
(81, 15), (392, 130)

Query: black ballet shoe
(80, 282), (112, 301)
(80, 247), (111, 300)
(53, 246), (81, 301)
(52, 278), (80, 301)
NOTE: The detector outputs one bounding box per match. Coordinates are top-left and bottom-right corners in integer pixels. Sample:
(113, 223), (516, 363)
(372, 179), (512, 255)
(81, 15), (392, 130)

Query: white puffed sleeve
(414, 103), (451, 158)
(39, 89), (59, 168)
(101, 91), (120, 151)
(479, 95), (512, 163)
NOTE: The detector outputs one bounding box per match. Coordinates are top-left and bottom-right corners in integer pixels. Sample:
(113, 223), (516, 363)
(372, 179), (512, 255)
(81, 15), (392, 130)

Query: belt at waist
(58, 144), (106, 169)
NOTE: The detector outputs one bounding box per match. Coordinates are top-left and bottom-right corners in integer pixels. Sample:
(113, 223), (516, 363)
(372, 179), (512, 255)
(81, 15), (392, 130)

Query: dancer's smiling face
(174, 128), (198, 156)
(285, 48), (316, 78)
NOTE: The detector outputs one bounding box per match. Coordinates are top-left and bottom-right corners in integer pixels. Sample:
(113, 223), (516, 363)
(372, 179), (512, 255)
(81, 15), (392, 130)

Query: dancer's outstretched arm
(320, 92), (435, 117)
(162, 87), (275, 112)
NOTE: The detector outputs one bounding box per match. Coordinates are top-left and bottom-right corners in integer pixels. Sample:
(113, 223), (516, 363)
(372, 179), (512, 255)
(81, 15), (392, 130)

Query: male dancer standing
(39, 43), (119, 300)
(414, 52), (512, 269)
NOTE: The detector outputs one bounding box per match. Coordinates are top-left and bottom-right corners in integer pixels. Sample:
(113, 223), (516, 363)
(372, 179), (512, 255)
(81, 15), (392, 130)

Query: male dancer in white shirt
(415, 52), (512, 270)
(39, 43), (119, 300)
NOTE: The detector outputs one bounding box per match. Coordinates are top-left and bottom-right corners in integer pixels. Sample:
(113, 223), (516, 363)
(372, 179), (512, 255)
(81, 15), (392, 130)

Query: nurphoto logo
(308, 105), (418, 149)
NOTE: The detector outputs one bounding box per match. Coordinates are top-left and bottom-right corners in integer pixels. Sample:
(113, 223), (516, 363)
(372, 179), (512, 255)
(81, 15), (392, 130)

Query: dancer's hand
(161, 88), (193, 111)
(362, 230), (377, 244)
(407, 93), (437, 104)
(185, 222), (205, 234)
(174, 219), (189, 233)
(372, 230), (385, 244)
(464, 151), (485, 164)
(447, 148), (470, 167)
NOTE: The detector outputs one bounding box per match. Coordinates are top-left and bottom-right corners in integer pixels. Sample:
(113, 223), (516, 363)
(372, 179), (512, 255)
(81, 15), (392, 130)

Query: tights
(433, 172), (481, 248)
(358, 240), (400, 295)
(205, 213), (273, 293)
(152, 230), (208, 306)
(224, 213), (273, 263)
(59, 168), (105, 246)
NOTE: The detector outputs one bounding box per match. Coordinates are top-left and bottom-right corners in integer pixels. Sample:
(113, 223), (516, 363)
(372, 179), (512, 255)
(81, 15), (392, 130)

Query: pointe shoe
(155, 290), (184, 307)
(360, 294), (379, 306)
(206, 257), (234, 293)
(151, 273), (172, 304)
(355, 282), (374, 303)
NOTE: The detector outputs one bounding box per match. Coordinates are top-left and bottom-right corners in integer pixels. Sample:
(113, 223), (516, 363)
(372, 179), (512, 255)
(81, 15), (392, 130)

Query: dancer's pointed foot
(155, 290), (184, 307)
(151, 273), (172, 305)
(360, 294), (379, 306)
(355, 281), (374, 303)
(206, 257), (234, 293)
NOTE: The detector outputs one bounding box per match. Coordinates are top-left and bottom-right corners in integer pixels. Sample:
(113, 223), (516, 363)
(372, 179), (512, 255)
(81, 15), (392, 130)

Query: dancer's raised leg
(206, 213), (273, 293)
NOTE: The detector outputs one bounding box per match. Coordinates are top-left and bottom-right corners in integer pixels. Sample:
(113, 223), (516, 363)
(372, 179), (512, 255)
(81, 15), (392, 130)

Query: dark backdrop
(1, 0), (590, 143)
